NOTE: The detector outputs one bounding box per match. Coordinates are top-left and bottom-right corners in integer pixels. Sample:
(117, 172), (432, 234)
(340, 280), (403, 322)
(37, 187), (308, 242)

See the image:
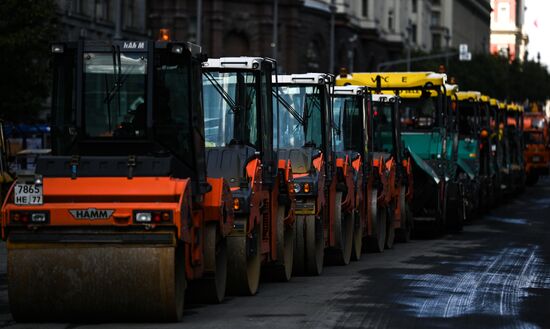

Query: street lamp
(406, 20), (413, 71)
(444, 28), (451, 70)
(196, 0), (203, 45)
(329, 0), (336, 73)
(347, 34), (358, 73)
(272, 0), (278, 60)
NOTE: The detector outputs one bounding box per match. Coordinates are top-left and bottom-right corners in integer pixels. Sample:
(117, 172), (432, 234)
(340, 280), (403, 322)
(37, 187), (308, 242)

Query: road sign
(459, 52), (472, 61)
(458, 43), (471, 61)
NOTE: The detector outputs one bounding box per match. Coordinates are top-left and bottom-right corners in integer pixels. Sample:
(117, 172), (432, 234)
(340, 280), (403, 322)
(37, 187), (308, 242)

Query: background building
(490, 0), (528, 60)
(56, 0), (148, 41)
(53, 0), (492, 73)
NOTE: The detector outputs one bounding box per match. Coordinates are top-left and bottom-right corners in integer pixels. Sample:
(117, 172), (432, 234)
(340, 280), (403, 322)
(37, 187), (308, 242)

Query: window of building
(95, 0), (113, 22)
(362, 0), (368, 17)
(388, 10), (394, 31)
(73, 0), (93, 16)
(124, 0), (135, 28)
(432, 33), (441, 49)
(411, 24), (417, 43)
(412, 0), (418, 13)
(431, 11), (440, 26)
(498, 3), (510, 23)
(432, 0), (441, 6)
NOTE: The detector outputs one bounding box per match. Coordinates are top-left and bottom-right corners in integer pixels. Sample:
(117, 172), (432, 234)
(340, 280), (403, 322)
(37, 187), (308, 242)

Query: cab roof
(446, 84), (459, 97)
(377, 89), (438, 99)
(203, 57), (272, 70)
(336, 71), (447, 89)
(333, 85), (366, 96)
(372, 93), (398, 102)
(273, 73), (333, 85)
(507, 104), (523, 112)
(456, 91), (481, 101)
(490, 98), (498, 106)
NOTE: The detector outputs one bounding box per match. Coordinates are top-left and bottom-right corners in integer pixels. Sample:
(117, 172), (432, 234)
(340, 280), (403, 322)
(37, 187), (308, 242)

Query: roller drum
(8, 243), (185, 322)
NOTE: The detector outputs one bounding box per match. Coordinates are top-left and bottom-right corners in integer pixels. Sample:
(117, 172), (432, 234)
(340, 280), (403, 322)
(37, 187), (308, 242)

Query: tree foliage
(396, 51), (550, 103)
(0, 0), (59, 122)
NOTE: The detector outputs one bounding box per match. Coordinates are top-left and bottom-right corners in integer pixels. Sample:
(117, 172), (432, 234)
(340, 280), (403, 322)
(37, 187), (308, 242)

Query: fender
(204, 177), (234, 237)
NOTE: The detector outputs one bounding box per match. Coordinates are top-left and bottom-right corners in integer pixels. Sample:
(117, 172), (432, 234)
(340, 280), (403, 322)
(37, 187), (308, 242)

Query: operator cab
(272, 73), (335, 179)
(43, 41), (208, 190)
(202, 57), (276, 188)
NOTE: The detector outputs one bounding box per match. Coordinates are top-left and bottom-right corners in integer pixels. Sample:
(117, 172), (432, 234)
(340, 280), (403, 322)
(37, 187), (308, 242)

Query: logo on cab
(69, 208), (114, 220)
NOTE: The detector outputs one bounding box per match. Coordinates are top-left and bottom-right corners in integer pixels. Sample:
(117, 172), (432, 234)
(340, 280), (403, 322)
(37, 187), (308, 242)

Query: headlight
(293, 183), (301, 193)
(135, 212), (152, 223)
(31, 213), (47, 223)
(134, 211), (172, 223)
(10, 211), (49, 224)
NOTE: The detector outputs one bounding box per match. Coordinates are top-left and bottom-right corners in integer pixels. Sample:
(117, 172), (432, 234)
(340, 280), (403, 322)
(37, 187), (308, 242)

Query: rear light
(10, 211), (49, 225)
(153, 212), (162, 223)
(233, 198), (240, 211)
(134, 210), (173, 224)
(303, 183), (311, 193)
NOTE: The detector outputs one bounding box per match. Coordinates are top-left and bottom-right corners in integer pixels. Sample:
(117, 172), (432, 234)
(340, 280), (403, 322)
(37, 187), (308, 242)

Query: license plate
(532, 156), (541, 162)
(295, 200), (315, 215)
(14, 184), (43, 205)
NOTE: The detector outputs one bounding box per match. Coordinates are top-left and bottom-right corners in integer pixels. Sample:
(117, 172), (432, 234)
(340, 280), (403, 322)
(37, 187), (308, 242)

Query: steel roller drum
(7, 243), (185, 322)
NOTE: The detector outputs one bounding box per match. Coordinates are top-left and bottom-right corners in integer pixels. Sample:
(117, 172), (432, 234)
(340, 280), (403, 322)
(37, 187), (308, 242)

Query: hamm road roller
(202, 57), (296, 294)
(273, 73), (354, 274)
(1, 40), (235, 322)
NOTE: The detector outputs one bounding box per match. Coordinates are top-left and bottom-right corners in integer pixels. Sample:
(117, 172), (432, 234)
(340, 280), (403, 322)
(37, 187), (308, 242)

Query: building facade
(490, 0), (528, 60)
(54, 0), (492, 73)
(430, 0), (492, 54)
(56, 0), (149, 41)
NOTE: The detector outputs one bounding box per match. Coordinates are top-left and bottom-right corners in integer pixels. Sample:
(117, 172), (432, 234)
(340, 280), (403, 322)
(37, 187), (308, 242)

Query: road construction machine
(455, 91), (493, 214)
(523, 111), (549, 185)
(488, 98), (505, 201)
(202, 57), (296, 294)
(370, 92), (415, 243)
(330, 86), (369, 259)
(1, 40), (235, 322)
(504, 103), (526, 193)
(334, 79), (412, 252)
(337, 72), (464, 235)
(273, 73), (354, 274)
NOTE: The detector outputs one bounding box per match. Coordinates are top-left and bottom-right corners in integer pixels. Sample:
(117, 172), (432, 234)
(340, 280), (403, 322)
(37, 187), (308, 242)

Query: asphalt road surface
(0, 179), (549, 329)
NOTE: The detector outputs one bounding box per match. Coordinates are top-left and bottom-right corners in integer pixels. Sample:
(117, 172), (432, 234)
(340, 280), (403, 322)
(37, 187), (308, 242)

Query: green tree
(0, 0), (58, 122)
(407, 51), (550, 103)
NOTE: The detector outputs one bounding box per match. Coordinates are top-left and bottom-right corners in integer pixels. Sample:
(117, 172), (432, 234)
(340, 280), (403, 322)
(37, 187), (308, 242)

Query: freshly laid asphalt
(0, 179), (548, 329)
